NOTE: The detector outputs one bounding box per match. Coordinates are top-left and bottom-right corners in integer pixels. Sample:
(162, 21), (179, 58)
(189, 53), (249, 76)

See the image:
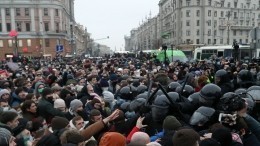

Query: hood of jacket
(69, 120), (88, 131)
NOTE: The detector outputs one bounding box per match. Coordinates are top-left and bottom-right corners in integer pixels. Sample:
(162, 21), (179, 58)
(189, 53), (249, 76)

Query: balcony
(230, 25), (253, 30)
(219, 25), (227, 29)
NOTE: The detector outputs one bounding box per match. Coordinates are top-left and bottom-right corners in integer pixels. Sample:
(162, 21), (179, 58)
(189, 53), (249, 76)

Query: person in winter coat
(37, 88), (65, 124)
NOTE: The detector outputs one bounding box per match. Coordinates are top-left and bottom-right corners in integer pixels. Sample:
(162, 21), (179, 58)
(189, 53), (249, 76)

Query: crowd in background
(0, 53), (260, 146)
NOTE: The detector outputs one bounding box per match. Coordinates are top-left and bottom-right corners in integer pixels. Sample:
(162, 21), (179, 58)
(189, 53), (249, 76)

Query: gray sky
(74, 0), (159, 51)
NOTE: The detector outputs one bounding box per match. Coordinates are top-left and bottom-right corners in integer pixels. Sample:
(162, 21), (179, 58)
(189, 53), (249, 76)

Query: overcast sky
(74, 0), (159, 51)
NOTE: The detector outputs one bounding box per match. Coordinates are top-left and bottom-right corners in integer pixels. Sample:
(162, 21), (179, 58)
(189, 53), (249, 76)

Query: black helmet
(152, 95), (170, 122)
(238, 69), (253, 82)
(215, 69), (228, 84)
(120, 102), (130, 111)
(137, 85), (148, 94)
(176, 85), (194, 98)
(155, 90), (164, 97)
(190, 106), (215, 126)
(243, 98), (255, 112)
(234, 88), (247, 95)
(129, 98), (146, 112)
(247, 86), (260, 92)
(153, 95), (170, 106)
(136, 93), (148, 99)
(168, 92), (180, 102)
(188, 92), (201, 105)
(217, 93), (245, 112)
(167, 82), (181, 92)
(222, 92), (236, 99)
(130, 85), (138, 98)
(199, 84), (222, 106)
(120, 86), (133, 100)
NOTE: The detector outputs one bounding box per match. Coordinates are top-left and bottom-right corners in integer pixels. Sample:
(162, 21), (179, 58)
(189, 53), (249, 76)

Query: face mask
(38, 88), (44, 93)
(3, 107), (10, 111)
(102, 87), (109, 91)
(24, 135), (33, 142)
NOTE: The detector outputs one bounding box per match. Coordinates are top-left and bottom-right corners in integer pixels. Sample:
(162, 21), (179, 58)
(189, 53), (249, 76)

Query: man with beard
(65, 99), (88, 121)
(37, 88), (65, 124)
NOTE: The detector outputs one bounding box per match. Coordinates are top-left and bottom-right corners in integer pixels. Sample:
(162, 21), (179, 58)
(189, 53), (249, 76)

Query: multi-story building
(127, 0), (260, 56)
(74, 24), (91, 56)
(125, 15), (159, 52)
(0, 0), (75, 59)
(159, 0), (260, 47)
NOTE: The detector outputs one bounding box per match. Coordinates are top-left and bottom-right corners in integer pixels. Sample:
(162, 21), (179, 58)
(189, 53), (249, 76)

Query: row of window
(192, 38), (249, 45)
(2, 8), (59, 17)
(0, 22), (60, 32)
(182, 30), (250, 37)
(178, 0), (259, 9)
(183, 9), (259, 19)
(184, 20), (258, 27)
(0, 39), (50, 48)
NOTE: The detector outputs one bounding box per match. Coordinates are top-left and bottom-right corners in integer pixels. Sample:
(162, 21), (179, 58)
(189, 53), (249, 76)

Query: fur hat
(163, 116), (182, 131)
(70, 99), (83, 112)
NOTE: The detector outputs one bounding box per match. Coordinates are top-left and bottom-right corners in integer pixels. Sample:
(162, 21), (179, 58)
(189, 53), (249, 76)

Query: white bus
(194, 45), (255, 60)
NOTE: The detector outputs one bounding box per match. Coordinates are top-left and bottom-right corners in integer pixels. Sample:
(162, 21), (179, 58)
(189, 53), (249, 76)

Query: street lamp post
(9, 30), (18, 56)
(226, 11), (232, 45)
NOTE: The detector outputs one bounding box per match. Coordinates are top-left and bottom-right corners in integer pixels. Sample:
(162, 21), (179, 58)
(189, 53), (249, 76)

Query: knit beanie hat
(99, 132), (126, 146)
(163, 116), (182, 131)
(51, 116), (69, 131)
(200, 138), (221, 146)
(0, 89), (10, 98)
(42, 88), (53, 98)
(212, 128), (232, 146)
(100, 79), (109, 88)
(54, 99), (66, 108)
(70, 99), (83, 112)
(172, 129), (200, 146)
(0, 128), (12, 146)
(102, 91), (114, 103)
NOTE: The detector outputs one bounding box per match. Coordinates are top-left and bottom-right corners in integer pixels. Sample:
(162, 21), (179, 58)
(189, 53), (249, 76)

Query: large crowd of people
(0, 54), (260, 146)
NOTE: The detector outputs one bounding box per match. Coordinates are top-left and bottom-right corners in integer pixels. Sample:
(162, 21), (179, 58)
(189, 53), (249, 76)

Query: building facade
(159, 0), (260, 47)
(126, 0), (260, 54)
(125, 16), (159, 52)
(0, 0), (75, 59)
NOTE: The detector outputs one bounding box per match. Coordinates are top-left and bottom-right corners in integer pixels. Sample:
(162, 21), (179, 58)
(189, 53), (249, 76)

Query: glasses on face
(37, 74), (42, 77)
